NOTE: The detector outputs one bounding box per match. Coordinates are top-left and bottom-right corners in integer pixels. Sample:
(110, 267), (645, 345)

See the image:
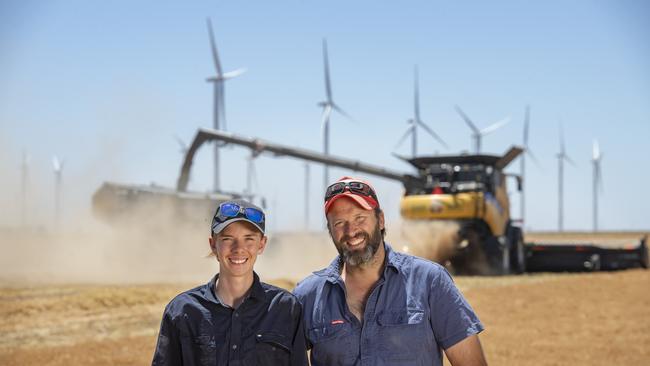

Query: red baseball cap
(324, 176), (380, 214)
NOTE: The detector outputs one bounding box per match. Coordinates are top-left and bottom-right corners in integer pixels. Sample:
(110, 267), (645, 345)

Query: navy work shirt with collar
(152, 272), (308, 366)
(293, 243), (484, 366)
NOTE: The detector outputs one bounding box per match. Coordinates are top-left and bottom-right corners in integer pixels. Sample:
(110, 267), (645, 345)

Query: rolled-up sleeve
(429, 269), (484, 350)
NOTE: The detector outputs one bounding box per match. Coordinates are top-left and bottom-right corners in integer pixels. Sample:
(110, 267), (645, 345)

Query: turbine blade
(322, 39), (332, 102)
(592, 139), (600, 161)
(418, 120), (449, 149)
(480, 116), (510, 135)
(565, 154), (576, 167)
(332, 103), (353, 122)
(52, 156), (61, 172)
(222, 68), (247, 79)
(174, 134), (187, 152)
(414, 65), (420, 121)
(455, 105), (479, 133)
(206, 18), (223, 76)
(320, 105), (332, 132)
(394, 126), (412, 149)
(526, 148), (541, 168)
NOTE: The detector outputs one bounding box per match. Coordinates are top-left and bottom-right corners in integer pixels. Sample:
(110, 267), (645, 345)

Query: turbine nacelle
(395, 65), (447, 157)
(455, 105), (509, 153)
(52, 156), (64, 174)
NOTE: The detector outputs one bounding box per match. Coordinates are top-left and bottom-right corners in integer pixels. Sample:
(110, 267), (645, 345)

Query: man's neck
(215, 273), (254, 309)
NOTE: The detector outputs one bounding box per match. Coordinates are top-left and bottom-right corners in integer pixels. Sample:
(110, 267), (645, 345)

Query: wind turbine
(592, 139), (603, 232)
(206, 18), (246, 193)
(455, 105), (510, 153)
(520, 105), (539, 225)
(395, 65), (448, 157)
(556, 124), (575, 232)
(318, 39), (352, 189)
(52, 156), (64, 227)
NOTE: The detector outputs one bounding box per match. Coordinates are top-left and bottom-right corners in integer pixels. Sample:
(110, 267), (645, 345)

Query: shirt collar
(316, 242), (402, 283)
(205, 271), (266, 305)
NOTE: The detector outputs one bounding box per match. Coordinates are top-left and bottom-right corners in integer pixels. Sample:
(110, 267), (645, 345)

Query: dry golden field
(1, 228), (648, 365)
(1, 270), (649, 366)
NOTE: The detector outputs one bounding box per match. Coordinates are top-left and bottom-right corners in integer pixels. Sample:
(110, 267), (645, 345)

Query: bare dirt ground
(1, 270), (648, 366)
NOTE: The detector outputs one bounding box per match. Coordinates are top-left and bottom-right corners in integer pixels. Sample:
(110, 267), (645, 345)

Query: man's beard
(334, 222), (383, 267)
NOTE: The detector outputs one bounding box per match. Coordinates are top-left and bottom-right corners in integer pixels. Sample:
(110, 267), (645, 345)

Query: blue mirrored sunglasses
(217, 202), (265, 224)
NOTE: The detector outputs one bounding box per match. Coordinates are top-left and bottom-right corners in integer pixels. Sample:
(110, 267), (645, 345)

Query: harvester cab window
(449, 164), (492, 193)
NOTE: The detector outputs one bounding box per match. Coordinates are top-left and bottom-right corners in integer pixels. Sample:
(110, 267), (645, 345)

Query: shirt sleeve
(429, 268), (484, 350)
(290, 299), (310, 366)
(151, 308), (182, 366)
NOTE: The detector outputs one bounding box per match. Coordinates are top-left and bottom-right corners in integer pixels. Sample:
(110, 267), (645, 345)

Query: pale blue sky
(1, 0), (649, 232)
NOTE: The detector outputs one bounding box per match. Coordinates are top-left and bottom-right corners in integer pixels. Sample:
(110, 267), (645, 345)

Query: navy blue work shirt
(152, 272), (308, 366)
(293, 243), (483, 366)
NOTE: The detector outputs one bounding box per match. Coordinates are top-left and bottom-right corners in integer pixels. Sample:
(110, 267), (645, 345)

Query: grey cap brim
(212, 217), (265, 236)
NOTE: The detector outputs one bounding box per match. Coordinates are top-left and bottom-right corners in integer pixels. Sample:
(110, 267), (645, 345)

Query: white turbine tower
(520, 105), (539, 226)
(206, 18), (246, 193)
(592, 139), (603, 232)
(395, 65), (448, 157)
(455, 105), (510, 153)
(318, 39), (352, 189)
(556, 124), (575, 232)
(52, 156), (64, 228)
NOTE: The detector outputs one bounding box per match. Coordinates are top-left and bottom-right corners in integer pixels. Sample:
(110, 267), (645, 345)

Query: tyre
(513, 233), (527, 274)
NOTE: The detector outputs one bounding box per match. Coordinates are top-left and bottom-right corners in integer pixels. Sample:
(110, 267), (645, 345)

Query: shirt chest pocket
(376, 308), (431, 358)
(308, 322), (358, 366)
(243, 332), (292, 366)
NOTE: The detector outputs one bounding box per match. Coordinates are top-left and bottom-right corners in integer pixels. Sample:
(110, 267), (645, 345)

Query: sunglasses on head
(324, 181), (378, 203)
(215, 202), (265, 224)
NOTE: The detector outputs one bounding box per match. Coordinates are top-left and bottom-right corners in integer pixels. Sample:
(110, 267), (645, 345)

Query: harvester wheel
(514, 233), (527, 274)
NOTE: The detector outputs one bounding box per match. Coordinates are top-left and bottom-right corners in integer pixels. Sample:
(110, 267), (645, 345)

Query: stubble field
(1, 230), (648, 365)
(2, 270), (649, 365)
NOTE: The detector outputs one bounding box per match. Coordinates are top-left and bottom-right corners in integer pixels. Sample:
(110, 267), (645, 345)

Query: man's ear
(326, 221), (333, 239)
(209, 236), (219, 260)
(257, 235), (268, 255)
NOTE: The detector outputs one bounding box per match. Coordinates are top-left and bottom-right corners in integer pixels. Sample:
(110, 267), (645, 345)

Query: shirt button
(232, 344), (238, 350)
(234, 312), (239, 317)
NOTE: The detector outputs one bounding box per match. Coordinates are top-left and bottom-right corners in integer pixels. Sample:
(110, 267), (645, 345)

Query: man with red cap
(294, 177), (487, 366)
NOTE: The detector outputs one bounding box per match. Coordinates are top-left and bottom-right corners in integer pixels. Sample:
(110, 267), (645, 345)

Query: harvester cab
(400, 146), (525, 275)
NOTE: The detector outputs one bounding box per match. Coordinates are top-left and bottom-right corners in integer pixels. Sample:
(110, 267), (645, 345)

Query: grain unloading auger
(95, 128), (648, 274)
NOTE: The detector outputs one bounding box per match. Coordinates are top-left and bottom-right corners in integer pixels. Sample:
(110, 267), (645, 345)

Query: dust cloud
(1, 191), (463, 286)
(388, 220), (461, 265)
(0, 195), (339, 286)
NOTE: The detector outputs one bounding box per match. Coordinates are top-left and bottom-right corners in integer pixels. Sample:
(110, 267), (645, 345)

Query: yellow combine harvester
(94, 129), (647, 275)
(399, 147), (526, 274)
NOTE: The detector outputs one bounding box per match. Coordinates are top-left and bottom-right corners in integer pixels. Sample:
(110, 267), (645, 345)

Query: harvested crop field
(1, 269), (648, 366)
